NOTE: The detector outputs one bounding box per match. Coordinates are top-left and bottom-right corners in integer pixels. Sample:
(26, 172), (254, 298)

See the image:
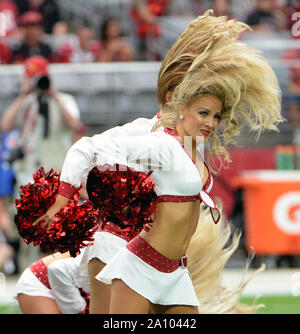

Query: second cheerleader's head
(154, 14), (284, 172)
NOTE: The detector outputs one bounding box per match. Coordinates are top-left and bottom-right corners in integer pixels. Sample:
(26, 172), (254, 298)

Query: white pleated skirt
(96, 246), (200, 306)
(79, 231), (128, 273)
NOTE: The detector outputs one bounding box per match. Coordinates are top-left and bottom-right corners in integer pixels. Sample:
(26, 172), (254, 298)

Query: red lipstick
(200, 130), (210, 136)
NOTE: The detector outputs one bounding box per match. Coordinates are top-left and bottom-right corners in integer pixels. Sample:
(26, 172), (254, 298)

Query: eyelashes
(198, 111), (209, 117)
(198, 111), (221, 121)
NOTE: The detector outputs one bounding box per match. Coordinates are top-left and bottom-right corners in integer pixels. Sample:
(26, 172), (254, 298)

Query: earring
(179, 115), (184, 120)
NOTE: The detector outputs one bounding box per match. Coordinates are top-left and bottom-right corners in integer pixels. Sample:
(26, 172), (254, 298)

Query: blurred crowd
(0, 0), (300, 64)
(1, 0), (300, 275)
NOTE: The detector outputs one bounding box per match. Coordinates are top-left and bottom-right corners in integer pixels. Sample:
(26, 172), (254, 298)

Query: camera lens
(36, 76), (50, 91)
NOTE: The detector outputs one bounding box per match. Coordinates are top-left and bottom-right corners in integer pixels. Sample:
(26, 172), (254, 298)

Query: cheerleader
(33, 13), (283, 313)
(14, 252), (90, 314)
(34, 11), (250, 314)
(95, 44), (282, 313)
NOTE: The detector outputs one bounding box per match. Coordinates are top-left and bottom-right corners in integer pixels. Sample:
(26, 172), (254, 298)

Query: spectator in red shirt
(0, 41), (11, 63)
(11, 11), (53, 63)
(57, 25), (101, 63)
(0, 0), (19, 37)
(132, 0), (170, 36)
(131, 0), (171, 59)
(97, 18), (134, 62)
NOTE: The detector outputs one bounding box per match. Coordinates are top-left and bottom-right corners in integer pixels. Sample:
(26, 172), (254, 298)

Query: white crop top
(59, 127), (219, 223)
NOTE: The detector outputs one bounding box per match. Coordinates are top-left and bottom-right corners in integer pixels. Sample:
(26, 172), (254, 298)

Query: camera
(34, 75), (50, 92)
(6, 146), (25, 165)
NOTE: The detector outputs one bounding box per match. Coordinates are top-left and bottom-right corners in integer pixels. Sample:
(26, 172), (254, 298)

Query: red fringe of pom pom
(86, 164), (158, 231)
(14, 167), (99, 257)
(47, 200), (99, 257)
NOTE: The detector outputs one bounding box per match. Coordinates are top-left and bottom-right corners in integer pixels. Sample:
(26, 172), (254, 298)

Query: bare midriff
(140, 199), (201, 260)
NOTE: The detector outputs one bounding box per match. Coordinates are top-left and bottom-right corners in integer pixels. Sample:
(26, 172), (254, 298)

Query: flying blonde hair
(154, 10), (283, 172)
(187, 205), (265, 314)
(157, 9), (249, 108)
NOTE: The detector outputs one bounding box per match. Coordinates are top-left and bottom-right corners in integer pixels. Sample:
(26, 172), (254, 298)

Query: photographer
(0, 56), (85, 188)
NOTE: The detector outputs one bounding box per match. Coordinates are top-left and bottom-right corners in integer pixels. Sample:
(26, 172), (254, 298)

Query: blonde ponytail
(187, 205), (265, 314)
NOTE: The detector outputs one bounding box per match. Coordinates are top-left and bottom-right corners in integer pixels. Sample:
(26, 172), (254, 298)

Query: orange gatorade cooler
(234, 170), (300, 255)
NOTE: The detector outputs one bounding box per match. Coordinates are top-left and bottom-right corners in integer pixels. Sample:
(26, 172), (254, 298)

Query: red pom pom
(14, 167), (99, 257)
(47, 200), (99, 257)
(86, 164), (157, 231)
(14, 167), (60, 251)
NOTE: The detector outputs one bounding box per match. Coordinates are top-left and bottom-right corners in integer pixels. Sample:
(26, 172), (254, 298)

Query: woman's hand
(33, 194), (69, 230)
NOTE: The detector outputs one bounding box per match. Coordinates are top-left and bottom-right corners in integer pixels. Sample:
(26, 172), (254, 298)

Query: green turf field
(240, 295), (300, 314)
(0, 295), (299, 314)
(0, 304), (21, 314)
